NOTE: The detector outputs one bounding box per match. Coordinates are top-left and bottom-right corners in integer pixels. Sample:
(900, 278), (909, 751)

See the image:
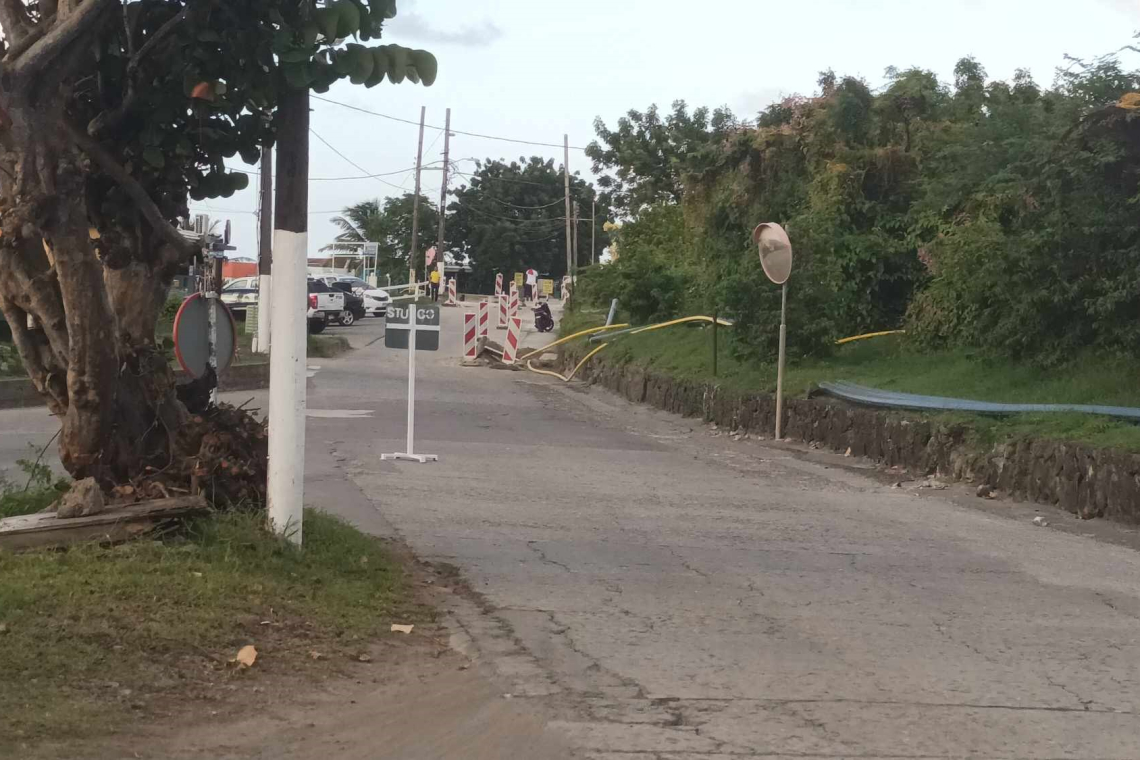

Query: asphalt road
(5, 301), (1140, 758)
(311, 304), (1140, 759)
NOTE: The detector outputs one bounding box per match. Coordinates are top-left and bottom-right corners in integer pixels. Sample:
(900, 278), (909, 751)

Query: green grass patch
(0, 454), (69, 520)
(0, 509), (425, 748)
(561, 311), (1140, 452)
(308, 334), (351, 358)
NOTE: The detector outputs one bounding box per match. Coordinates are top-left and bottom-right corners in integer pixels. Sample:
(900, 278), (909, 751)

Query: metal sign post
(382, 304), (440, 463)
(752, 223), (794, 440)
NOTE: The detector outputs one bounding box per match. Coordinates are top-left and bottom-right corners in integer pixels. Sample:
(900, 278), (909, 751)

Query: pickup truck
(306, 278), (347, 332)
(220, 274), (344, 330)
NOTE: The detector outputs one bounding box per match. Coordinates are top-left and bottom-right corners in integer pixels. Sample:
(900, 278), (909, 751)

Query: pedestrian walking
(525, 268), (538, 303)
(430, 267), (441, 301)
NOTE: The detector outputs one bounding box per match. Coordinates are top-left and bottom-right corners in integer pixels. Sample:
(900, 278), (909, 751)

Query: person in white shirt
(525, 268), (538, 302)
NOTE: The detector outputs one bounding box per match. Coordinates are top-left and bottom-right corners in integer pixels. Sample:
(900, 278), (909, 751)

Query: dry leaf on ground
(231, 645), (258, 668)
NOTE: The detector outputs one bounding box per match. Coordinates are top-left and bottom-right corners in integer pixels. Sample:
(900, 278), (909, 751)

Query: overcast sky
(190, 0), (1140, 260)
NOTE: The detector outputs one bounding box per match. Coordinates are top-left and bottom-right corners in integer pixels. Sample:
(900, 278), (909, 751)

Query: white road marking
(306, 409), (374, 419)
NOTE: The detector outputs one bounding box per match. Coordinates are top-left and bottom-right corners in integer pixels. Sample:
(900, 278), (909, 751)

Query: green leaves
(410, 50), (437, 87)
(323, 43), (437, 89)
(364, 47), (389, 88)
(190, 171), (251, 201)
(142, 147), (165, 169)
(336, 1), (362, 39)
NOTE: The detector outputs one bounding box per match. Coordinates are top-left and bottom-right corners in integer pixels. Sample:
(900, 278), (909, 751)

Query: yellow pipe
(629, 315), (732, 335)
(525, 361), (570, 381)
(567, 343), (608, 380)
(518, 323), (629, 361)
(526, 343), (609, 382)
(835, 329), (905, 345)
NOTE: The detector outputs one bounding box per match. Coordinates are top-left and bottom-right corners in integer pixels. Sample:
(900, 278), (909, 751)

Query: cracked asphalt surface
(4, 305), (1139, 758)
(313, 305), (1140, 759)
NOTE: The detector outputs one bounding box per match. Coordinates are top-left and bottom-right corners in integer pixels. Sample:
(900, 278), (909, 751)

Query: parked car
(306, 279), (350, 327)
(330, 282), (368, 323)
(315, 275), (390, 317)
(218, 277), (331, 334)
(221, 277), (259, 314)
(307, 298), (326, 334)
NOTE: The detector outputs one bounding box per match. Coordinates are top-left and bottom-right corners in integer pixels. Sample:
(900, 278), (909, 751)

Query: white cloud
(388, 6), (503, 48)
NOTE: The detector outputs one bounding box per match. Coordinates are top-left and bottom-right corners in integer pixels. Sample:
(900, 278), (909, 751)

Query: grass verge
(562, 310), (1140, 452)
(0, 509), (425, 750)
(308, 334), (352, 358)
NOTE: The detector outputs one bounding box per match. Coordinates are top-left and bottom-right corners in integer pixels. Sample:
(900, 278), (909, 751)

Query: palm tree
(323, 200), (383, 253)
(321, 194), (440, 280)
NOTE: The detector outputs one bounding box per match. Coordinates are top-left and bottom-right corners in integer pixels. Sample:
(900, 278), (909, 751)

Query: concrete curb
(562, 349), (1140, 525)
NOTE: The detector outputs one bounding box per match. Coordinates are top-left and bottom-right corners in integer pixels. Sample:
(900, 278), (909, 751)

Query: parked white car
(220, 277), (259, 312)
(314, 275), (392, 317)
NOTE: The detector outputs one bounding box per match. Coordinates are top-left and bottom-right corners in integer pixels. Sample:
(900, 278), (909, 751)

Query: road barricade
(502, 316), (522, 364)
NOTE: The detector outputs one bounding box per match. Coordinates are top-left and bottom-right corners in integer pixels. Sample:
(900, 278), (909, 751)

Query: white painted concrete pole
(266, 74), (310, 545)
(267, 230), (307, 543)
(775, 282), (788, 441)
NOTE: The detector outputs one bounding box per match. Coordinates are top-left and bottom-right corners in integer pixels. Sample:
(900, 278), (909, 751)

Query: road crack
(528, 540), (573, 573)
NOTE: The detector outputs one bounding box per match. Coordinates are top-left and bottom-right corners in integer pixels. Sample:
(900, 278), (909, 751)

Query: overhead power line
(450, 199), (567, 226)
(309, 128), (412, 192)
(190, 205), (344, 216)
(312, 95), (588, 151)
(487, 196), (566, 210)
(234, 164), (439, 182)
(449, 169), (558, 189)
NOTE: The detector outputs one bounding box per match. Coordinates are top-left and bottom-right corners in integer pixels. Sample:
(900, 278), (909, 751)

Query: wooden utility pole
(254, 147), (273, 354)
(573, 200), (580, 268)
(563, 134), (572, 279)
(591, 198), (596, 265)
(435, 108), (451, 269)
(409, 106), (426, 285)
(267, 0), (311, 546)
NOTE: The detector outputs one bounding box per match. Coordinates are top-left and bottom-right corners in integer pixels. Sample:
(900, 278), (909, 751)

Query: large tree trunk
(0, 0), (267, 503)
(0, 74), (250, 498)
(0, 102), (177, 483)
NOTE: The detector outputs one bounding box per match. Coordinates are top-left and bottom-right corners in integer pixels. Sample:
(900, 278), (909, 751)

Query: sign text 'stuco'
(385, 305), (441, 351)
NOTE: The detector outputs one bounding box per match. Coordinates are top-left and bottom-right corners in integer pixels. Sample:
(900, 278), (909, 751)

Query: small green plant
(162, 294), (185, 322)
(0, 342), (23, 377)
(0, 445), (70, 520)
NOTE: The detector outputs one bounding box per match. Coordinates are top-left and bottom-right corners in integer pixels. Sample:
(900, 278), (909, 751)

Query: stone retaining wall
(565, 351), (1140, 524)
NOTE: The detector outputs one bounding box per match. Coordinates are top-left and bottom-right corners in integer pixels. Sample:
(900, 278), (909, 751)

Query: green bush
(161, 293), (185, 321)
(578, 205), (694, 325)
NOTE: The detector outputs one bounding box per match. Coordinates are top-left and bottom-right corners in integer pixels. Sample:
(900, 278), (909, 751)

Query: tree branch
(0, 237), (72, 366)
(64, 120), (198, 260)
(88, 4), (192, 136)
(2, 20), (48, 63)
(7, 0), (116, 84)
(127, 4), (189, 79)
(0, 0), (35, 44)
(0, 295), (68, 415)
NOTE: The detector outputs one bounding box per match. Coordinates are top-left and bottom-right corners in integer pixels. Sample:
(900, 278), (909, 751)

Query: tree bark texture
(0, 1), (249, 493)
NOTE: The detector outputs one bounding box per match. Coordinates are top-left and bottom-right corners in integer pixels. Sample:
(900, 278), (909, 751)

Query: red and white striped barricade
(508, 282), (519, 318)
(495, 273), (504, 297)
(445, 277), (458, 306)
(502, 316), (522, 365)
(462, 312), (478, 363)
(478, 298), (490, 338)
(498, 293), (508, 329)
